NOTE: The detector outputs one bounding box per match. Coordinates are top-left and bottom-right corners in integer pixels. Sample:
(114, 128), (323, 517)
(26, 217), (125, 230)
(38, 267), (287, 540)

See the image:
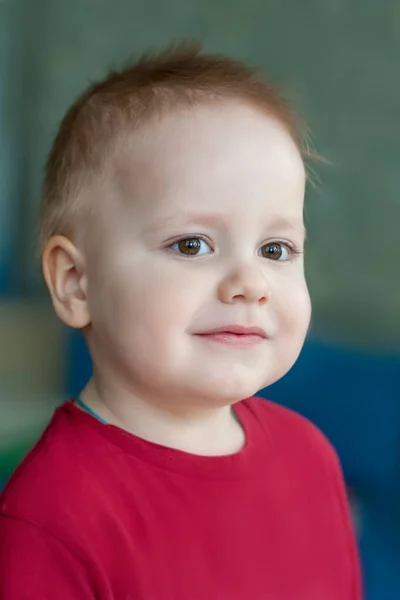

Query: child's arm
(0, 515), (96, 599)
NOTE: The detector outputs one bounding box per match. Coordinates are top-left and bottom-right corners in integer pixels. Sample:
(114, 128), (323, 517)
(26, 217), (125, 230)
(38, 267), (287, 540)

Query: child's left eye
(169, 237), (212, 256)
(258, 242), (293, 261)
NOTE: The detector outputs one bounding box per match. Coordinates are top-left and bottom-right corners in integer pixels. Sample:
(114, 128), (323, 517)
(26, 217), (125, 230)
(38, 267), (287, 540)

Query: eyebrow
(143, 212), (229, 234)
(268, 216), (307, 240)
(145, 212), (307, 239)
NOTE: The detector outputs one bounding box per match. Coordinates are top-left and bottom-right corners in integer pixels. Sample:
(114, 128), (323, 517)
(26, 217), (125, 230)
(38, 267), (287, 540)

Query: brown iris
(178, 238), (202, 255)
(260, 243), (284, 260)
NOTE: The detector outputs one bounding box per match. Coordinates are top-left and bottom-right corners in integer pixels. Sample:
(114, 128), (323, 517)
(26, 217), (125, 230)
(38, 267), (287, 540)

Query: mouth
(194, 325), (268, 348)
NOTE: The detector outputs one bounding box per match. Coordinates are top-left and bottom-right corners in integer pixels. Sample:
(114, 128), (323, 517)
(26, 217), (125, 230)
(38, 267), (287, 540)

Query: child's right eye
(168, 237), (213, 256)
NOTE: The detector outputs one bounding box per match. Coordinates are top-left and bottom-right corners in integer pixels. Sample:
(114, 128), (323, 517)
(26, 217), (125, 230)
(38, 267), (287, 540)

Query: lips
(193, 325), (268, 348)
(196, 325), (267, 338)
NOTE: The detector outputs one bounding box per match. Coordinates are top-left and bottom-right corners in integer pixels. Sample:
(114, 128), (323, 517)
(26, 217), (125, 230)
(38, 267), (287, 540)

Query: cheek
(99, 262), (201, 349)
(275, 274), (311, 335)
(264, 278), (310, 384)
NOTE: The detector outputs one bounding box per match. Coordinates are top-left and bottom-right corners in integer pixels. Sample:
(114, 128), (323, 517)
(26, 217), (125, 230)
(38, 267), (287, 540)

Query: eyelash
(281, 244), (303, 258)
(165, 236), (303, 260)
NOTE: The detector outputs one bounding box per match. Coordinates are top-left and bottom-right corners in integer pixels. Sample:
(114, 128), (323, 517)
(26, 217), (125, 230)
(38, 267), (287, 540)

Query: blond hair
(38, 43), (310, 252)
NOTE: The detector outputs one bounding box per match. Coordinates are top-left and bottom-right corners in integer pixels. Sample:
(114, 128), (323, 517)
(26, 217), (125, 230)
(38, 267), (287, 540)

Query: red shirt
(0, 398), (362, 599)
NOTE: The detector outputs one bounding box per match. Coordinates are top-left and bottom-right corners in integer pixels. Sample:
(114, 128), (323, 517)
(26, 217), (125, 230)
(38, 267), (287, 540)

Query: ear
(42, 235), (91, 329)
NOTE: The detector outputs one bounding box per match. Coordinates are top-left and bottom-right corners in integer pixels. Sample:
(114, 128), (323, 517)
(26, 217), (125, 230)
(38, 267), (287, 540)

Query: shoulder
(241, 396), (341, 473)
(242, 398), (362, 596)
(0, 402), (99, 535)
(241, 396), (352, 529)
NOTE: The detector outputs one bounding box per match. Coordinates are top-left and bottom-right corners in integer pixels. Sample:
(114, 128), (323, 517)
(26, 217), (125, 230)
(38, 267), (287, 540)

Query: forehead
(112, 101), (306, 231)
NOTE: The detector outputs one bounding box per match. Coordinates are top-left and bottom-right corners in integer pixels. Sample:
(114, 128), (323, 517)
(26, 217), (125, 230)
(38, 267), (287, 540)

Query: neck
(80, 376), (245, 456)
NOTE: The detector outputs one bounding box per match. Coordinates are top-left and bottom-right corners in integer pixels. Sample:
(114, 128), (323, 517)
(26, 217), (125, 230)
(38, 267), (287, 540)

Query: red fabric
(0, 398), (362, 599)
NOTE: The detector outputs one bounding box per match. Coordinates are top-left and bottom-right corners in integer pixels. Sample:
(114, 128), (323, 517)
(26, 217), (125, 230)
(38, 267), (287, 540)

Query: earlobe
(42, 235), (91, 329)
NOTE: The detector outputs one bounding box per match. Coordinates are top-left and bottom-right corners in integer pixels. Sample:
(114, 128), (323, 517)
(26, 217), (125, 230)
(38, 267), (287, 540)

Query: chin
(196, 377), (265, 406)
(194, 361), (276, 401)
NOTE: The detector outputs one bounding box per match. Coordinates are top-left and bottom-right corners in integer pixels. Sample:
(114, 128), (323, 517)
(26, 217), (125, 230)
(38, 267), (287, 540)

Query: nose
(218, 262), (270, 305)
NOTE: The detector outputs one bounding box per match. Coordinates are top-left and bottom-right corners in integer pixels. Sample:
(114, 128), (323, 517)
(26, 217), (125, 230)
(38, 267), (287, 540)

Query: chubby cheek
(95, 259), (200, 358)
(276, 282), (311, 352)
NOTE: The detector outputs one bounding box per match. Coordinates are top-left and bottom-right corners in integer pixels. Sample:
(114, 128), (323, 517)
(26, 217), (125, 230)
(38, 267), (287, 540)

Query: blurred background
(1, 1), (399, 598)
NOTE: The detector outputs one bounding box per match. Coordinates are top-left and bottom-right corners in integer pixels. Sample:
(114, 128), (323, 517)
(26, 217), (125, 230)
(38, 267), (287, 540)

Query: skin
(43, 101), (311, 456)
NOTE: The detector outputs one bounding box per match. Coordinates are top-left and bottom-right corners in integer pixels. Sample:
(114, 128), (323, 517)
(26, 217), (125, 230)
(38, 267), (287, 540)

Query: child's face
(85, 102), (311, 407)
